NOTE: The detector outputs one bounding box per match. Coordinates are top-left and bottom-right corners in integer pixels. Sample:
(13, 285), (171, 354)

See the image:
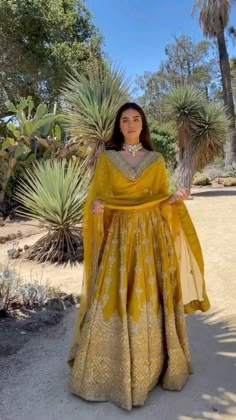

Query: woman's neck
(123, 138), (140, 145)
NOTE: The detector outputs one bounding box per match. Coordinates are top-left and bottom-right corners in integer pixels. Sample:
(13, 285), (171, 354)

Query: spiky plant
(15, 159), (90, 264)
(61, 64), (130, 169)
(164, 86), (206, 159)
(165, 86), (230, 188)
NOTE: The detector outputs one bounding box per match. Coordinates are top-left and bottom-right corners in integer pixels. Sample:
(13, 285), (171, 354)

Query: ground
(0, 186), (236, 420)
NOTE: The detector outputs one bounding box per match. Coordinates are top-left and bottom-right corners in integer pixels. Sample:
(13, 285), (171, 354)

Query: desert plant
(192, 172), (211, 186)
(223, 162), (236, 177)
(61, 64), (130, 169)
(15, 158), (90, 264)
(0, 97), (63, 206)
(164, 86), (230, 188)
(223, 177), (236, 186)
(0, 267), (48, 314)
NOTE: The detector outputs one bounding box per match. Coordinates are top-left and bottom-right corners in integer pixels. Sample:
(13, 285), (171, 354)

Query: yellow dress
(68, 150), (210, 410)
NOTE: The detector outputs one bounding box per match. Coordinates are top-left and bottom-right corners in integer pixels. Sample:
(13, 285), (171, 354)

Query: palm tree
(165, 86), (230, 188)
(61, 65), (130, 170)
(193, 0), (236, 165)
(15, 159), (90, 264)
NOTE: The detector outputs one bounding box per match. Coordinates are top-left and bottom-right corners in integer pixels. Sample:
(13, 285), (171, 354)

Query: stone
(45, 298), (64, 312)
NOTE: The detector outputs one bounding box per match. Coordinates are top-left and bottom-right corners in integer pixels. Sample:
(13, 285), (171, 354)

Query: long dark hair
(105, 102), (154, 151)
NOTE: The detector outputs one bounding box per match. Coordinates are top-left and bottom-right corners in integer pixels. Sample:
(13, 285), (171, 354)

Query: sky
(85, 0), (236, 83)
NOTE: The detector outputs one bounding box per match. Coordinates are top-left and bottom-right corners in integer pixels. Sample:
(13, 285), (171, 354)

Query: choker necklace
(122, 142), (143, 156)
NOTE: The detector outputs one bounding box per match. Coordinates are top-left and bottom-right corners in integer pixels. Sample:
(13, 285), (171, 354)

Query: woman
(68, 102), (210, 411)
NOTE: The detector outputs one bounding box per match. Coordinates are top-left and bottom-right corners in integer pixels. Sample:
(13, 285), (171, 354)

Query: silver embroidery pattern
(104, 150), (161, 181)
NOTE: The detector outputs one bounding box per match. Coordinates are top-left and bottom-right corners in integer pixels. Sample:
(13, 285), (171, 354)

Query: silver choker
(122, 142), (143, 156)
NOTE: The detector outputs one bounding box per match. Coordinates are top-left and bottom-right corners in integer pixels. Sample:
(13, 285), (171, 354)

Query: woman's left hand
(160, 188), (190, 208)
(173, 188), (190, 202)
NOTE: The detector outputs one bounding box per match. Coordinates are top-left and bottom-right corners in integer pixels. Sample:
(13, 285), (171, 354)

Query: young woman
(68, 102), (210, 411)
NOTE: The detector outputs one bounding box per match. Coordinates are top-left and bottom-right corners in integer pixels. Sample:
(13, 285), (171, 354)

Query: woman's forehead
(121, 108), (141, 119)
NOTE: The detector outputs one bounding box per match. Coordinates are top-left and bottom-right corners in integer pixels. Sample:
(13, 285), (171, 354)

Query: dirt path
(0, 188), (236, 420)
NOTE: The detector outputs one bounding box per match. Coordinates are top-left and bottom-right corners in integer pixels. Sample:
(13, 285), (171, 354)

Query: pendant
(122, 142), (143, 156)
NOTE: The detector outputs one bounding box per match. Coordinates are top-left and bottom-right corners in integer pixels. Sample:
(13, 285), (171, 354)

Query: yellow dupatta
(68, 150), (210, 365)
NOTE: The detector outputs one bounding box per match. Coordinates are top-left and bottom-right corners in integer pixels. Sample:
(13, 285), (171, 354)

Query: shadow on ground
(191, 189), (236, 198)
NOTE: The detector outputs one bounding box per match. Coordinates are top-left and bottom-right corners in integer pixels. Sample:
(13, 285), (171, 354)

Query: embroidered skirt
(68, 207), (192, 410)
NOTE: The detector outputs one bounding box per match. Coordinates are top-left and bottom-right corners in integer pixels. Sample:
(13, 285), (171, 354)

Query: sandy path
(0, 188), (236, 420)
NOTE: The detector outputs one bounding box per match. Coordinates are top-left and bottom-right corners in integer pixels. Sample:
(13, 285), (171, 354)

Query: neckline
(104, 150), (160, 181)
(118, 150), (149, 169)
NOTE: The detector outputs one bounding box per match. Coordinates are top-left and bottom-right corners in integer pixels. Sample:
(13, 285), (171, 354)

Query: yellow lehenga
(68, 150), (210, 410)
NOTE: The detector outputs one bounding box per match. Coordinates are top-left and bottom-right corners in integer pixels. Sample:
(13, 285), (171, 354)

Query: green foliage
(0, 97), (63, 205)
(0, 0), (103, 115)
(223, 162), (236, 177)
(15, 158), (90, 263)
(62, 65), (130, 168)
(149, 120), (176, 168)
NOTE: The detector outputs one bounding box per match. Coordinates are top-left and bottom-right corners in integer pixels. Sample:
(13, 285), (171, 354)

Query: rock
(18, 247), (23, 253)
(63, 294), (77, 307)
(45, 298), (64, 312)
(17, 231), (23, 239)
(7, 249), (20, 259)
(0, 237), (7, 244)
(7, 233), (17, 241)
(24, 244), (29, 250)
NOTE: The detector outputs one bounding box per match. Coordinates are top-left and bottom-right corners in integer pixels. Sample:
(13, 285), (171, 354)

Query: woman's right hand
(92, 200), (104, 214)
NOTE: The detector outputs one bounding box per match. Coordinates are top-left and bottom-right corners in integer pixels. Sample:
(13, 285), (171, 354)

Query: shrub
(192, 172), (211, 186)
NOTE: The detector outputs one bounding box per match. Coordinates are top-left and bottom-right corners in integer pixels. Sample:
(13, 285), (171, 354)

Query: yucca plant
(15, 159), (90, 264)
(61, 64), (130, 169)
(164, 86), (230, 188)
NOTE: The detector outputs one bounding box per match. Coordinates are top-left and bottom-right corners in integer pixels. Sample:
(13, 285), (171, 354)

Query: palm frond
(192, 0), (230, 36)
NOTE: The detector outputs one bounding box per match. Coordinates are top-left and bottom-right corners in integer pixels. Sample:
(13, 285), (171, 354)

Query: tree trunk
(174, 151), (195, 191)
(217, 30), (236, 165)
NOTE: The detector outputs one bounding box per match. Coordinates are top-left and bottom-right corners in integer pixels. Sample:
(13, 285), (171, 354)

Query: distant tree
(134, 36), (219, 121)
(0, 0), (103, 117)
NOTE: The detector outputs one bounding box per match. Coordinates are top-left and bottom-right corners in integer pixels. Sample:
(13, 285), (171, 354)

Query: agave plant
(15, 158), (90, 264)
(61, 64), (130, 169)
(164, 86), (230, 188)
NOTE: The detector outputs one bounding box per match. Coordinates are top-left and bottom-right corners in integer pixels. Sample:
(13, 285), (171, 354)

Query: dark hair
(105, 102), (154, 151)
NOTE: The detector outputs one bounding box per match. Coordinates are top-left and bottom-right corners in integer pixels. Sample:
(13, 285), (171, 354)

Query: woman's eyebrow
(121, 115), (141, 119)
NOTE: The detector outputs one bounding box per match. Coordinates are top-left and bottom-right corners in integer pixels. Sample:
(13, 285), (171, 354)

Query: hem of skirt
(184, 298), (210, 314)
(69, 388), (134, 411)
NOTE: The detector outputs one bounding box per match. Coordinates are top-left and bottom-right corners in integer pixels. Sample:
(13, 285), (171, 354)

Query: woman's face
(119, 108), (143, 143)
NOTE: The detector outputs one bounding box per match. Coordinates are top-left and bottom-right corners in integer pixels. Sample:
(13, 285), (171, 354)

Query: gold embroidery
(69, 207), (192, 410)
(69, 301), (191, 411)
(104, 150), (161, 181)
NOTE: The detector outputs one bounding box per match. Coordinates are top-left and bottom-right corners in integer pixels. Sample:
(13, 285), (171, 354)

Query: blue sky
(86, 0), (236, 82)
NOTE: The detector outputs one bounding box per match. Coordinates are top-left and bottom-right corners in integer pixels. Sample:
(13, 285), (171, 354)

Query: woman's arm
(160, 188), (190, 207)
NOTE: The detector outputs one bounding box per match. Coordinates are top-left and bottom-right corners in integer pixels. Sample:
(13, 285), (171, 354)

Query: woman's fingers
(92, 200), (104, 214)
